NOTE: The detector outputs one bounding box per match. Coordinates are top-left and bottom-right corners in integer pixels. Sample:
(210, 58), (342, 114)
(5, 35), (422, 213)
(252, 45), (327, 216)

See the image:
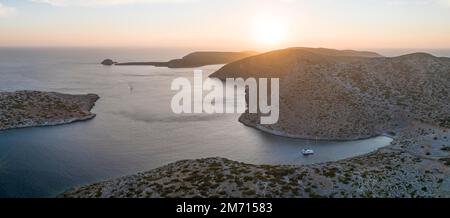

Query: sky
(0, 0), (450, 50)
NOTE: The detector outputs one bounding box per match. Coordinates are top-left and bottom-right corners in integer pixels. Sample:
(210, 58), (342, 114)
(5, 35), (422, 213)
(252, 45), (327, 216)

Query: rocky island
(0, 91), (99, 131)
(102, 51), (259, 68)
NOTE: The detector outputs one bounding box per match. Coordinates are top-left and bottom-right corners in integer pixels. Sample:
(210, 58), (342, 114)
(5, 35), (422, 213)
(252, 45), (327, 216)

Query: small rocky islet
(61, 47), (450, 198)
(0, 90), (99, 131)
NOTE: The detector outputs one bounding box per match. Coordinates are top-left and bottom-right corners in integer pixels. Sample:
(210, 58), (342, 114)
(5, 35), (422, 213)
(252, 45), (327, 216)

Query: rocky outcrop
(111, 51), (259, 68)
(210, 47), (450, 140)
(0, 91), (99, 131)
(101, 59), (116, 66)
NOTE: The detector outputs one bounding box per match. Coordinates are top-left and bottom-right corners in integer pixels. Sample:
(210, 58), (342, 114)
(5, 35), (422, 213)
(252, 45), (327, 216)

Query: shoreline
(243, 118), (392, 142)
(238, 113), (406, 142)
(0, 114), (96, 132)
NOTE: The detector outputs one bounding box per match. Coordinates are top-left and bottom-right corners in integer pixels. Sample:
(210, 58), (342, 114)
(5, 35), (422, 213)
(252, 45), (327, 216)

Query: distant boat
(302, 148), (314, 156)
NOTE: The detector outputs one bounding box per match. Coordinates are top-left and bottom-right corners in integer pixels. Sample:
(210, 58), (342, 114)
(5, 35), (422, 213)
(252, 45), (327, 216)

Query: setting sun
(253, 17), (288, 46)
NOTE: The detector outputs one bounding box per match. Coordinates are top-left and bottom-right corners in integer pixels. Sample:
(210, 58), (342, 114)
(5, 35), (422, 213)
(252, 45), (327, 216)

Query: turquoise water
(0, 47), (424, 197)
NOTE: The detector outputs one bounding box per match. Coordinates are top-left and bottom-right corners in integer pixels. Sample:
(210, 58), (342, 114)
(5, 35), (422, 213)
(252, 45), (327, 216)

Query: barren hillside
(210, 48), (450, 140)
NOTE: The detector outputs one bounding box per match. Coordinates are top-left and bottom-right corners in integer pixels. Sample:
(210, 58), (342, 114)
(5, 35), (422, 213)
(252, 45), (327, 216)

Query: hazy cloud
(0, 3), (16, 17)
(31, 0), (194, 7)
(31, 0), (303, 7)
(387, 0), (450, 6)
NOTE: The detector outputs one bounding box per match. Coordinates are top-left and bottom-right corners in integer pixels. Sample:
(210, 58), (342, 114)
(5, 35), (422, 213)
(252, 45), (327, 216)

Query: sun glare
(253, 17), (288, 46)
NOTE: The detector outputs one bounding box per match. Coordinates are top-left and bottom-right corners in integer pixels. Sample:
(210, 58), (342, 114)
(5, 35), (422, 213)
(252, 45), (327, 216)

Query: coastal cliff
(0, 91), (99, 131)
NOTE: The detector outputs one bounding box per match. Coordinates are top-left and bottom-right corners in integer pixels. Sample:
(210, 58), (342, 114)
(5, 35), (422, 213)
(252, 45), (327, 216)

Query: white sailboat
(301, 148), (314, 155)
(302, 136), (317, 156)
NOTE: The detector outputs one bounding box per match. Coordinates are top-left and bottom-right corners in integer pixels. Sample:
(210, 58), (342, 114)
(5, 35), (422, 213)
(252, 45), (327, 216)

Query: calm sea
(1, 47), (434, 197)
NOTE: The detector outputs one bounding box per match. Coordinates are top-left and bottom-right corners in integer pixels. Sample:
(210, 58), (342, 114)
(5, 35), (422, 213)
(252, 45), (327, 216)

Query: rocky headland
(102, 51), (259, 68)
(210, 47), (450, 140)
(0, 90), (99, 131)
